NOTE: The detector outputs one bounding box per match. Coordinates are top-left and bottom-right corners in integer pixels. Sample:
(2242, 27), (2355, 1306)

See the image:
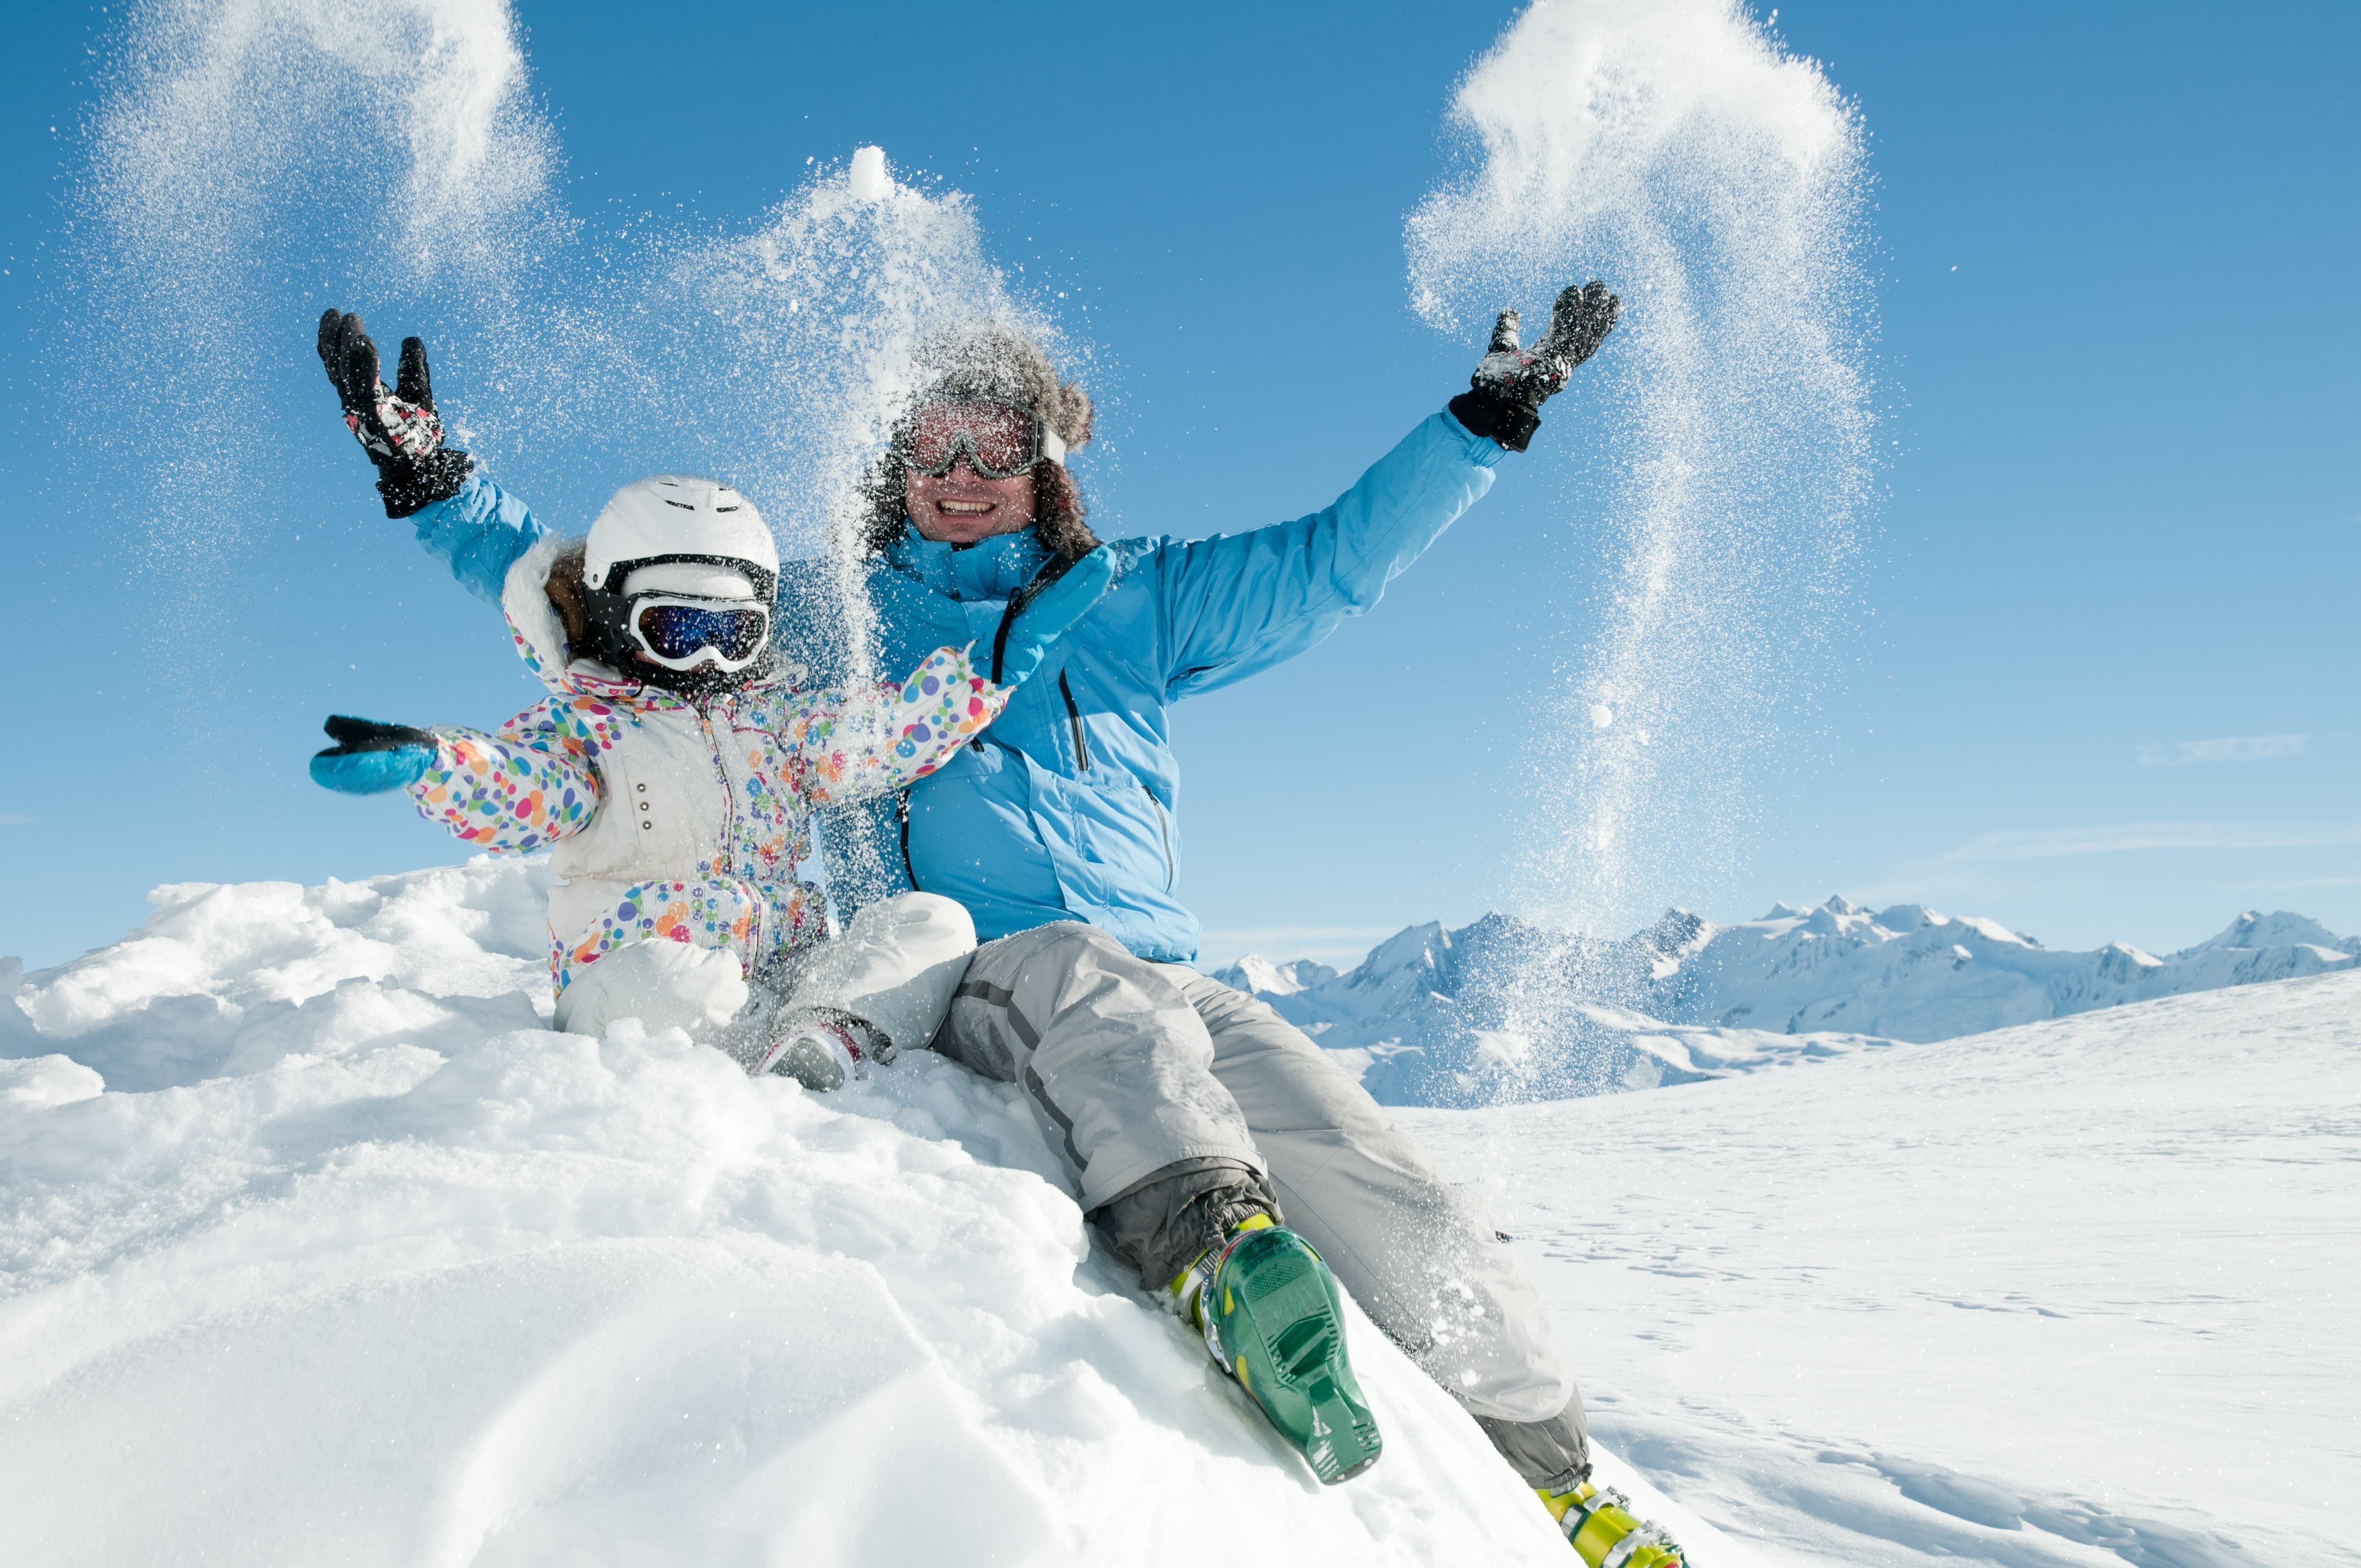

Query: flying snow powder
(68, 3), (1079, 729)
(1408, 0), (1875, 949)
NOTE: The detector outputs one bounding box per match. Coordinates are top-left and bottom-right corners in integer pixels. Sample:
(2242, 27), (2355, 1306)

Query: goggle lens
(635, 603), (769, 663)
(900, 402), (1039, 478)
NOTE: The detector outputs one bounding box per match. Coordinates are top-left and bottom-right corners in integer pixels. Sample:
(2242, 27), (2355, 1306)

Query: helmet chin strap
(624, 653), (762, 698)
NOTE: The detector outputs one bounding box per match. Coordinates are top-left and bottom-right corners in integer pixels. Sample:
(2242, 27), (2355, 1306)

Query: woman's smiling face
(904, 454), (1037, 547)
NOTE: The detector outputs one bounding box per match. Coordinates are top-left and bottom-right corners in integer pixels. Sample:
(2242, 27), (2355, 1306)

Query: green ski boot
(1173, 1216), (1384, 1484)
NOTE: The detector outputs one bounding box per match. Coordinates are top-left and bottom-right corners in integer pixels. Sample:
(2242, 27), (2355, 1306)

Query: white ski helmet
(584, 475), (778, 594)
(579, 475), (781, 694)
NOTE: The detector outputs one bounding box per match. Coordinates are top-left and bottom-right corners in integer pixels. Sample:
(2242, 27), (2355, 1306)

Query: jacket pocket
(1147, 788), (1175, 891)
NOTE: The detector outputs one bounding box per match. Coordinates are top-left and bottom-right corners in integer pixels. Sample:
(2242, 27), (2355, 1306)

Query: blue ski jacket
(406, 409), (1503, 963)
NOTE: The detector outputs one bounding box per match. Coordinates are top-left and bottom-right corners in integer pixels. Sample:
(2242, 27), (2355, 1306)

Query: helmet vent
(661, 498), (695, 510)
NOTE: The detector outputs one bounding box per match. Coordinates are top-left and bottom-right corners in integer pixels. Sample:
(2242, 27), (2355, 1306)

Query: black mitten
(316, 308), (475, 518)
(1447, 280), (1620, 453)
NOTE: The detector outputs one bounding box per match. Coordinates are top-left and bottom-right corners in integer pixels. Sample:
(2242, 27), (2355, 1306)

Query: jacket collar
(884, 522), (1051, 603)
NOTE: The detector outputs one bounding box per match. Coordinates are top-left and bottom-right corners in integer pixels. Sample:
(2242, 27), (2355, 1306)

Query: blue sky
(4, 0), (2357, 973)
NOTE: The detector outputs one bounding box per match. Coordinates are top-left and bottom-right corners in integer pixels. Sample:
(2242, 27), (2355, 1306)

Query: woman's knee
(860, 891), (977, 950)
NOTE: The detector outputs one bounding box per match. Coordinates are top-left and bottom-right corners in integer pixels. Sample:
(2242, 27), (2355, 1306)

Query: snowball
(847, 144), (891, 202)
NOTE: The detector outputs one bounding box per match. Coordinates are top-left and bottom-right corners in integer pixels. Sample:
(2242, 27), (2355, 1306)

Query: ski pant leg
(768, 892), (976, 1057)
(928, 924), (1590, 1487)
(1173, 967), (1592, 1490)
(934, 923), (1278, 1284)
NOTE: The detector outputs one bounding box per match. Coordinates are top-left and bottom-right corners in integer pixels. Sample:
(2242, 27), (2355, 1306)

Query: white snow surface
(9, 857), (2354, 1563)
(0, 859), (1748, 1566)
(1406, 970), (2361, 1566)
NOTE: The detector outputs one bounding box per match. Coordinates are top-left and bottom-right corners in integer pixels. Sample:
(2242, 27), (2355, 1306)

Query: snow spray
(1405, 0), (1875, 1092)
(70, 0), (560, 591)
(69, 3), (1070, 700)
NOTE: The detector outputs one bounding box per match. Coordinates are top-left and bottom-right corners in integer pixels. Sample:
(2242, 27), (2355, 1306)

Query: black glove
(1446, 280), (1619, 454)
(316, 308), (474, 518)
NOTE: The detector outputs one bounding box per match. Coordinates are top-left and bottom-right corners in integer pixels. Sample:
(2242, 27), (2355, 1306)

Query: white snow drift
(0, 859), (1743, 1566)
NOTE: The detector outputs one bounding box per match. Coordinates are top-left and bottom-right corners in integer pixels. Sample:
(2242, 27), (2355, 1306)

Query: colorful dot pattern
(405, 638), (1007, 999)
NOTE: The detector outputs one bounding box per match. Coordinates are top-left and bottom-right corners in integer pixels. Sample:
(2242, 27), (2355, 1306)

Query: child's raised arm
(755, 646), (1005, 810)
(758, 545), (1120, 808)
(311, 700), (600, 855)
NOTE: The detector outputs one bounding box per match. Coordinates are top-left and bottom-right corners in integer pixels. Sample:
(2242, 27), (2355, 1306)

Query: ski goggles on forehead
(628, 596), (771, 672)
(895, 400), (1067, 480)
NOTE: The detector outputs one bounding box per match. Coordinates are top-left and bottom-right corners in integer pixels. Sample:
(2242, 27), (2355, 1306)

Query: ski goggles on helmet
(894, 400), (1067, 481)
(625, 596), (772, 673)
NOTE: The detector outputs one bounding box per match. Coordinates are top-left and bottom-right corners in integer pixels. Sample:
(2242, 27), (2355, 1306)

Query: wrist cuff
(1448, 389), (1540, 454)
(379, 449), (476, 519)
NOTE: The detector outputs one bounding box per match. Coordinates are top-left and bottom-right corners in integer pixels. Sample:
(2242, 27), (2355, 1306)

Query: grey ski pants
(933, 921), (1590, 1489)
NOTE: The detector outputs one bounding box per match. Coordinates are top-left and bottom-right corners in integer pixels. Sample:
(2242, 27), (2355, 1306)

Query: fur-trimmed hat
(858, 320), (1099, 558)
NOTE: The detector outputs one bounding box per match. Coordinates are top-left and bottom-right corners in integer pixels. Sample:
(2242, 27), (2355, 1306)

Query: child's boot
(755, 1012), (884, 1090)
(1538, 1479), (1687, 1566)
(1169, 1215), (1383, 1484)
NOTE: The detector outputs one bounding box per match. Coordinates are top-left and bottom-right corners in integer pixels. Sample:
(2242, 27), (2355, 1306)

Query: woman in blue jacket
(313, 292), (1694, 1564)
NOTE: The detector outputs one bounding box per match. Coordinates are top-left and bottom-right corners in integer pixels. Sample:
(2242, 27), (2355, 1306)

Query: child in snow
(307, 312), (1111, 1082)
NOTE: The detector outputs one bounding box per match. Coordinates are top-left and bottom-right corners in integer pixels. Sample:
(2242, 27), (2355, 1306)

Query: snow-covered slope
(1406, 968), (2361, 1566)
(0, 861), (1750, 1566)
(1215, 899), (2361, 1104)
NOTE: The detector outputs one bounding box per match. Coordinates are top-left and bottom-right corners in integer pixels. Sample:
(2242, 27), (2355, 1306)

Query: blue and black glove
(990, 546), (1118, 689)
(310, 716), (438, 794)
(317, 308), (475, 519)
(1448, 280), (1619, 453)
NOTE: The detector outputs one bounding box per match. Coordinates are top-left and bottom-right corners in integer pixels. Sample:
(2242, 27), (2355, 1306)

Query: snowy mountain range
(1214, 899), (2361, 1106)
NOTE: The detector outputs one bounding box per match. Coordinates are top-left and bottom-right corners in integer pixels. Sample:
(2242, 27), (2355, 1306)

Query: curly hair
(857, 320), (1100, 559)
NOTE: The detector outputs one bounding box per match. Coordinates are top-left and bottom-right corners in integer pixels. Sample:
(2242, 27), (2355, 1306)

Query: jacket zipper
(1149, 790), (1174, 891)
(1057, 670), (1092, 772)
(896, 787), (920, 891)
(698, 699), (757, 943)
(693, 701), (734, 854)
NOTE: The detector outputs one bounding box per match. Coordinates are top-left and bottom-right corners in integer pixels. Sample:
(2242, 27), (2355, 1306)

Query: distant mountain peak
(2178, 909), (2360, 959)
(1217, 900), (2360, 1108)
(1208, 954), (1339, 998)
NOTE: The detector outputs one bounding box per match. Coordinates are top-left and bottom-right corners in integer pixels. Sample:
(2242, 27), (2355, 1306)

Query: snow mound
(1, 859), (1742, 1565)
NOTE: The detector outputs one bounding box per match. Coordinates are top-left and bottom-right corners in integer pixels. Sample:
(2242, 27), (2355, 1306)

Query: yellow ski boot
(1538, 1479), (1687, 1566)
